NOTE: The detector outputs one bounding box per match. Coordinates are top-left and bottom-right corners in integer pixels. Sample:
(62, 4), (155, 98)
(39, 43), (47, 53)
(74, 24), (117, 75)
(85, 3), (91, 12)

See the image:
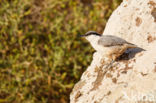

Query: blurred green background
(0, 0), (122, 103)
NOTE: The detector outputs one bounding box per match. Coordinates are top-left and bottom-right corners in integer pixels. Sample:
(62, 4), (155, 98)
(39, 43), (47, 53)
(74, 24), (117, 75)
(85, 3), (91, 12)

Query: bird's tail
(126, 42), (137, 48)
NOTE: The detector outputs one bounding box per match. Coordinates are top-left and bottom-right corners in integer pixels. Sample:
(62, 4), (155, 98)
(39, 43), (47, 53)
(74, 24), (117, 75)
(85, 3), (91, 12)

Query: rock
(104, 0), (156, 48)
(70, 0), (156, 103)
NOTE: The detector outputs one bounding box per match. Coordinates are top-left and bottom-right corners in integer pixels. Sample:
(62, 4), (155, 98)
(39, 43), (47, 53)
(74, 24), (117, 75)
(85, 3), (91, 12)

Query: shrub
(0, 0), (122, 103)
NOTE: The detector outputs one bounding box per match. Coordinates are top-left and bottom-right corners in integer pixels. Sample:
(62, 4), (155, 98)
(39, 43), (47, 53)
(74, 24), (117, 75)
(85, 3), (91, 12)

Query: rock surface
(70, 0), (156, 103)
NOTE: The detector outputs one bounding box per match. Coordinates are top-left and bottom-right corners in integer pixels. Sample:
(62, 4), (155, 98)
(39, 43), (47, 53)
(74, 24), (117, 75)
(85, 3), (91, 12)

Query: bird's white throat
(85, 35), (101, 51)
(85, 35), (100, 43)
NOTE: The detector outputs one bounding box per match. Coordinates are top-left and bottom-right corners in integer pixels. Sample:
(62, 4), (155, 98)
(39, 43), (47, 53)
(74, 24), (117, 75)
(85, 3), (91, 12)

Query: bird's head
(80, 31), (101, 42)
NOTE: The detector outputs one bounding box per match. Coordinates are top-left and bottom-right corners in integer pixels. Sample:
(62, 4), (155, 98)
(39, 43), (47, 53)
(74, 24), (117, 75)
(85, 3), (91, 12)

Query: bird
(80, 31), (137, 61)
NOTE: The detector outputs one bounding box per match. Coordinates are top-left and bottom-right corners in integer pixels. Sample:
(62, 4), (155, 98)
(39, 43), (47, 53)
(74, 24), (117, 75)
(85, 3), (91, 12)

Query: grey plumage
(98, 35), (134, 47)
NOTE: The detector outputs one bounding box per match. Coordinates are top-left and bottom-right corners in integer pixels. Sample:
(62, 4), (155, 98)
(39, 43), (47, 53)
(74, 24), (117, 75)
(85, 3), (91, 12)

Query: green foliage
(0, 0), (122, 103)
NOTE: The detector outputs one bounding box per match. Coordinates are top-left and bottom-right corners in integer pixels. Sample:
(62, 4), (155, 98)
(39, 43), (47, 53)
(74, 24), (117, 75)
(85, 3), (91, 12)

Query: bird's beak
(79, 34), (86, 37)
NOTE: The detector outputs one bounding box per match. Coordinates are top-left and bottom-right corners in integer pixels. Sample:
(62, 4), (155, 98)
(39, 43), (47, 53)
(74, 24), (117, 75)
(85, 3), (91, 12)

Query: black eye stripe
(85, 32), (101, 36)
(93, 33), (101, 36)
(87, 33), (100, 36)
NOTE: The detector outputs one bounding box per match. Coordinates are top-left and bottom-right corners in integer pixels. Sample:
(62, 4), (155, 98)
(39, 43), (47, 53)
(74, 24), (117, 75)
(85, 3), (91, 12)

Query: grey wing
(98, 35), (128, 47)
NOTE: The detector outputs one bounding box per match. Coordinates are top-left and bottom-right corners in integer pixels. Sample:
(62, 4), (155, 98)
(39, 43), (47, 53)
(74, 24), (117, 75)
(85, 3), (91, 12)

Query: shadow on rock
(117, 47), (145, 61)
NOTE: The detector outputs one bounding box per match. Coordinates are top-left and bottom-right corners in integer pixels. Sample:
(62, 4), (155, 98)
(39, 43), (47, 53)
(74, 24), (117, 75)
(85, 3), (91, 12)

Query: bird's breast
(91, 42), (110, 52)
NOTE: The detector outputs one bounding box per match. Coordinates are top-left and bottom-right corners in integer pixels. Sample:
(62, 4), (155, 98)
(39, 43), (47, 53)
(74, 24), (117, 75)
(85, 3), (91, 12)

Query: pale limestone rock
(104, 0), (156, 48)
(70, 0), (156, 103)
